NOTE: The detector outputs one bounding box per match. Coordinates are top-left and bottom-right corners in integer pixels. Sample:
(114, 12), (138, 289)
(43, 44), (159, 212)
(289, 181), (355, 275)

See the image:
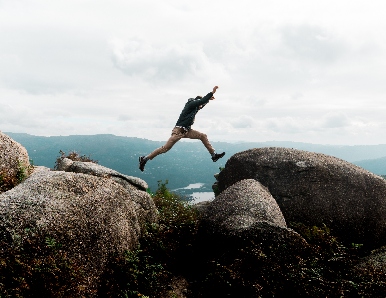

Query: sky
(0, 0), (385, 145)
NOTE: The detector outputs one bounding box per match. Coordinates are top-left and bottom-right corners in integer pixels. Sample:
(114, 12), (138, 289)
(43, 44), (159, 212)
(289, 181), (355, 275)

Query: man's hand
(212, 86), (219, 94)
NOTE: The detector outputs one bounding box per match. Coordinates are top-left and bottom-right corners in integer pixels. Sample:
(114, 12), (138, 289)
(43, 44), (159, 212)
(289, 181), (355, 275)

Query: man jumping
(139, 85), (225, 172)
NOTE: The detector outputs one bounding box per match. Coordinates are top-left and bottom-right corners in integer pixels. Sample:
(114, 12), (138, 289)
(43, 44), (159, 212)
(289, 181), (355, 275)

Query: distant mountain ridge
(354, 157), (386, 176)
(5, 132), (386, 192)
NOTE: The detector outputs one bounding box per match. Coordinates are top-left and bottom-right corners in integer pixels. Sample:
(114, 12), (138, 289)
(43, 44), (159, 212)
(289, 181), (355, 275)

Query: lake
(173, 183), (215, 203)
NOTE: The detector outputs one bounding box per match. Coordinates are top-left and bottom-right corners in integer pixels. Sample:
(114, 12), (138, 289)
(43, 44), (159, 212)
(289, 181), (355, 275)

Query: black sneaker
(139, 156), (147, 172)
(212, 152), (225, 162)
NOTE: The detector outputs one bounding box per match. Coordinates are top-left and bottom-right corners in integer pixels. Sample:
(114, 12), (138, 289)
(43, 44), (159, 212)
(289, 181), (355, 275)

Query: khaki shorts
(147, 127), (215, 160)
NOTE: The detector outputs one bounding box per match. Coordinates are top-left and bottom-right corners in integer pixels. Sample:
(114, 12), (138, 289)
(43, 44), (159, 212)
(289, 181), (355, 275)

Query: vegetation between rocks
(0, 160), (33, 193)
(0, 228), (86, 297)
(98, 180), (199, 297)
(54, 150), (98, 170)
(98, 181), (386, 297)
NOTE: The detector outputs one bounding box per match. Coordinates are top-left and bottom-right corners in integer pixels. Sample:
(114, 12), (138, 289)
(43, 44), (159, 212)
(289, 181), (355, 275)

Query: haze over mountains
(6, 132), (386, 194)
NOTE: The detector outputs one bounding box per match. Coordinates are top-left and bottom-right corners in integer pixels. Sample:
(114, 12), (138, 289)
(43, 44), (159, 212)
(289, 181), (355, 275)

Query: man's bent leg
(184, 129), (215, 155)
(146, 128), (184, 160)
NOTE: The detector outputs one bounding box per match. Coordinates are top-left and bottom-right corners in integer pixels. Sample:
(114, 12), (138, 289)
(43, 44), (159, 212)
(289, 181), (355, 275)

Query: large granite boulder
(196, 179), (308, 297)
(353, 246), (386, 274)
(56, 157), (148, 191)
(202, 179), (286, 233)
(200, 179), (307, 252)
(55, 158), (154, 224)
(0, 169), (158, 296)
(217, 147), (386, 246)
(0, 131), (30, 191)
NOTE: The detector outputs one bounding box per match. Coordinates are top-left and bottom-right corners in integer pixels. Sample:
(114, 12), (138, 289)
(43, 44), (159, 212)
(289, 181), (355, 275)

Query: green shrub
(99, 180), (199, 297)
(0, 160), (33, 193)
(0, 230), (85, 297)
(189, 221), (385, 297)
(98, 247), (166, 298)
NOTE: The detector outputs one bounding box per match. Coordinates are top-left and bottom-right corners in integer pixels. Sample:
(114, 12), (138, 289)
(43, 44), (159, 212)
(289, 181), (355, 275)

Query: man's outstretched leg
(183, 129), (225, 162)
(139, 128), (184, 171)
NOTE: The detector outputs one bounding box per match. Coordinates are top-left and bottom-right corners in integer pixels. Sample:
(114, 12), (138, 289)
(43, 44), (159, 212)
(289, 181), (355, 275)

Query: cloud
(320, 112), (350, 128)
(264, 117), (305, 134)
(261, 112), (351, 135)
(231, 115), (254, 128)
(118, 114), (131, 122)
(279, 24), (346, 64)
(0, 12), (112, 95)
(110, 38), (224, 83)
(290, 92), (304, 101)
(196, 24), (352, 95)
(0, 102), (45, 129)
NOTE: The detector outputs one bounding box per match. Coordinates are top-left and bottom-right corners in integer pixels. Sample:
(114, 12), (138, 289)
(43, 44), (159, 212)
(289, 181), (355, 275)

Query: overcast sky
(0, 0), (385, 145)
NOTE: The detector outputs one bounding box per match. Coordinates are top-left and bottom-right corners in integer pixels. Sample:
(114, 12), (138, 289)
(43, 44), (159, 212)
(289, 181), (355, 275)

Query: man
(139, 85), (225, 172)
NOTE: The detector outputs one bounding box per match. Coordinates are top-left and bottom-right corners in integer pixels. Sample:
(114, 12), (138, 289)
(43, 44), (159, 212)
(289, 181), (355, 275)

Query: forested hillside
(6, 133), (386, 192)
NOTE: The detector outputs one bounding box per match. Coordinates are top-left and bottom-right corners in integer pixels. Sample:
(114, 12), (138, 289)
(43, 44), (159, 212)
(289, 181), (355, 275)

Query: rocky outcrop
(0, 131), (30, 191)
(196, 179), (309, 297)
(56, 157), (148, 191)
(3, 129), (386, 295)
(55, 158), (155, 224)
(202, 179), (286, 233)
(0, 168), (158, 295)
(353, 246), (386, 275)
(0, 133), (158, 295)
(217, 147), (386, 246)
(200, 179), (307, 252)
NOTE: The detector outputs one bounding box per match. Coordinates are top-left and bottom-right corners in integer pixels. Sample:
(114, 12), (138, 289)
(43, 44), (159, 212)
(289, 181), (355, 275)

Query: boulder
(217, 147), (386, 246)
(202, 179), (286, 233)
(0, 169), (158, 295)
(55, 158), (154, 224)
(56, 157), (148, 191)
(200, 179), (307, 252)
(0, 131), (30, 191)
(354, 246), (386, 274)
(195, 179), (308, 297)
(350, 246), (386, 294)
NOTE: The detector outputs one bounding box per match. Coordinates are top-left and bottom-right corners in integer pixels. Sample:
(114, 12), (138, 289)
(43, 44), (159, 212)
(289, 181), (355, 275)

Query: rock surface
(354, 246), (386, 274)
(202, 179), (287, 234)
(56, 157), (148, 191)
(0, 131), (30, 191)
(200, 179), (307, 252)
(217, 147), (386, 246)
(0, 169), (158, 295)
(55, 158), (155, 224)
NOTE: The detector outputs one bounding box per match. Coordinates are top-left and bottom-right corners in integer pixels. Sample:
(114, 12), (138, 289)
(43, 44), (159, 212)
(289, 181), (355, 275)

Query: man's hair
(195, 95), (203, 99)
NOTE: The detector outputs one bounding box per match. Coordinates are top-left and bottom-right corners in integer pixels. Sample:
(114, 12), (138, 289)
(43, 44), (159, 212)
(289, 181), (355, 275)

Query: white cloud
(110, 38), (227, 84)
(320, 112), (350, 129)
(278, 25), (346, 64)
(231, 116), (254, 129)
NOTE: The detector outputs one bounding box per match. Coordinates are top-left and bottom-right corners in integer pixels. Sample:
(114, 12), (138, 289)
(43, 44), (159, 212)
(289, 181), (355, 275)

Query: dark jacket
(175, 92), (213, 130)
